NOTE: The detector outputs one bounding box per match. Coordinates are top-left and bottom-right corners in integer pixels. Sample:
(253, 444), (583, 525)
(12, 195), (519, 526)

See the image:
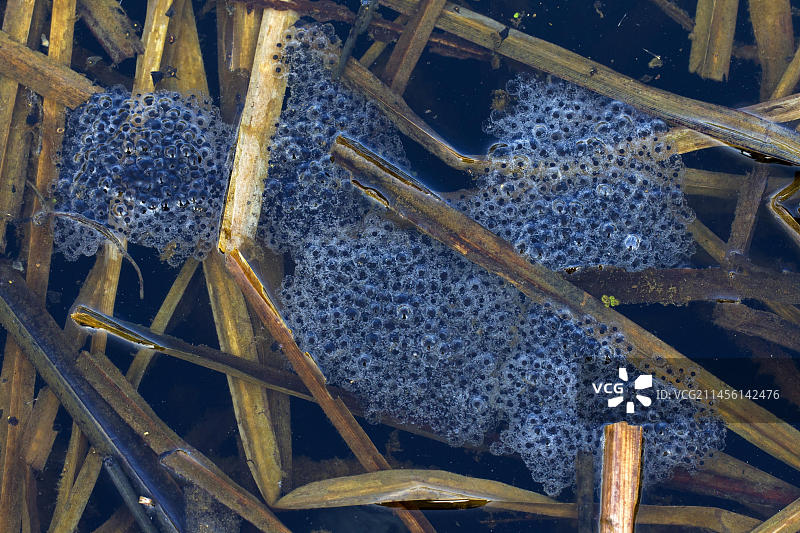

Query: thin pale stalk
(218, 8), (298, 253)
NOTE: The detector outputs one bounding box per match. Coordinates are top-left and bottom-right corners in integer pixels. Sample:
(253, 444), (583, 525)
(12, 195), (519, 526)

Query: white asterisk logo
(607, 368), (653, 413)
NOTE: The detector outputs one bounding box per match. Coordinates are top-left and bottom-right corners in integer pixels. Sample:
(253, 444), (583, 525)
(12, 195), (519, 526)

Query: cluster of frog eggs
(258, 24), (407, 252)
(459, 74), (696, 271)
(53, 87), (234, 266)
(263, 25), (724, 496)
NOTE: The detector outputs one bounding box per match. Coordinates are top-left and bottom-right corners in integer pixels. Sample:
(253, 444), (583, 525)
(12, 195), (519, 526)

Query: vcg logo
(592, 368), (653, 413)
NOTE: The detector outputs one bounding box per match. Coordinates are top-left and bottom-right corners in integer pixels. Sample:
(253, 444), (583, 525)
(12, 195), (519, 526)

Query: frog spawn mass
(261, 25), (724, 496)
(53, 87), (234, 266)
(460, 74), (696, 271)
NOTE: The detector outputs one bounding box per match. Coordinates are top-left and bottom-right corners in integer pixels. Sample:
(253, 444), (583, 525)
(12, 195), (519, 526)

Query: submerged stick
(599, 422), (642, 533)
(330, 135), (800, 474)
(749, 0), (794, 100)
(0, 263), (185, 531)
(499, 501), (759, 532)
(344, 58), (485, 172)
(713, 303), (800, 353)
(564, 266), (800, 306)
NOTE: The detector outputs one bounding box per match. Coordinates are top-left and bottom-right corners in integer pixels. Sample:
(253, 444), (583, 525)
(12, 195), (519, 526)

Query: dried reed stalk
(159, 0), (209, 95)
(688, 0), (738, 81)
(230, 3), (263, 71)
(0, 29), (100, 106)
(599, 422), (642, 533)
(218, 8), (297, 252)
(274, 469), (554, 509)
(381, 0), (446, 93)
(749, 0), (794, 100)
(76, 0), (144, 64)
(207, 5), (296, 503)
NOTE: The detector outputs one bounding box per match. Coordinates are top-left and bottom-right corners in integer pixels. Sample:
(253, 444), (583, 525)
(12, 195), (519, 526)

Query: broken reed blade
(273, 469), (554, 510)
(69, 304), (332, 403)
(0, 262), (185, 532)
(769, 174), (800, 250)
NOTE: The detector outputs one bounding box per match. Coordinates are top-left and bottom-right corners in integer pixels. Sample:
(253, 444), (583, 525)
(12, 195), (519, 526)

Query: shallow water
(6, 0), (800, 532)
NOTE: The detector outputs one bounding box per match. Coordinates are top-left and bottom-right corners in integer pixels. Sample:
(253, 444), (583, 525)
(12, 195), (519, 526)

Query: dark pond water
(6, 0), (800, 532)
